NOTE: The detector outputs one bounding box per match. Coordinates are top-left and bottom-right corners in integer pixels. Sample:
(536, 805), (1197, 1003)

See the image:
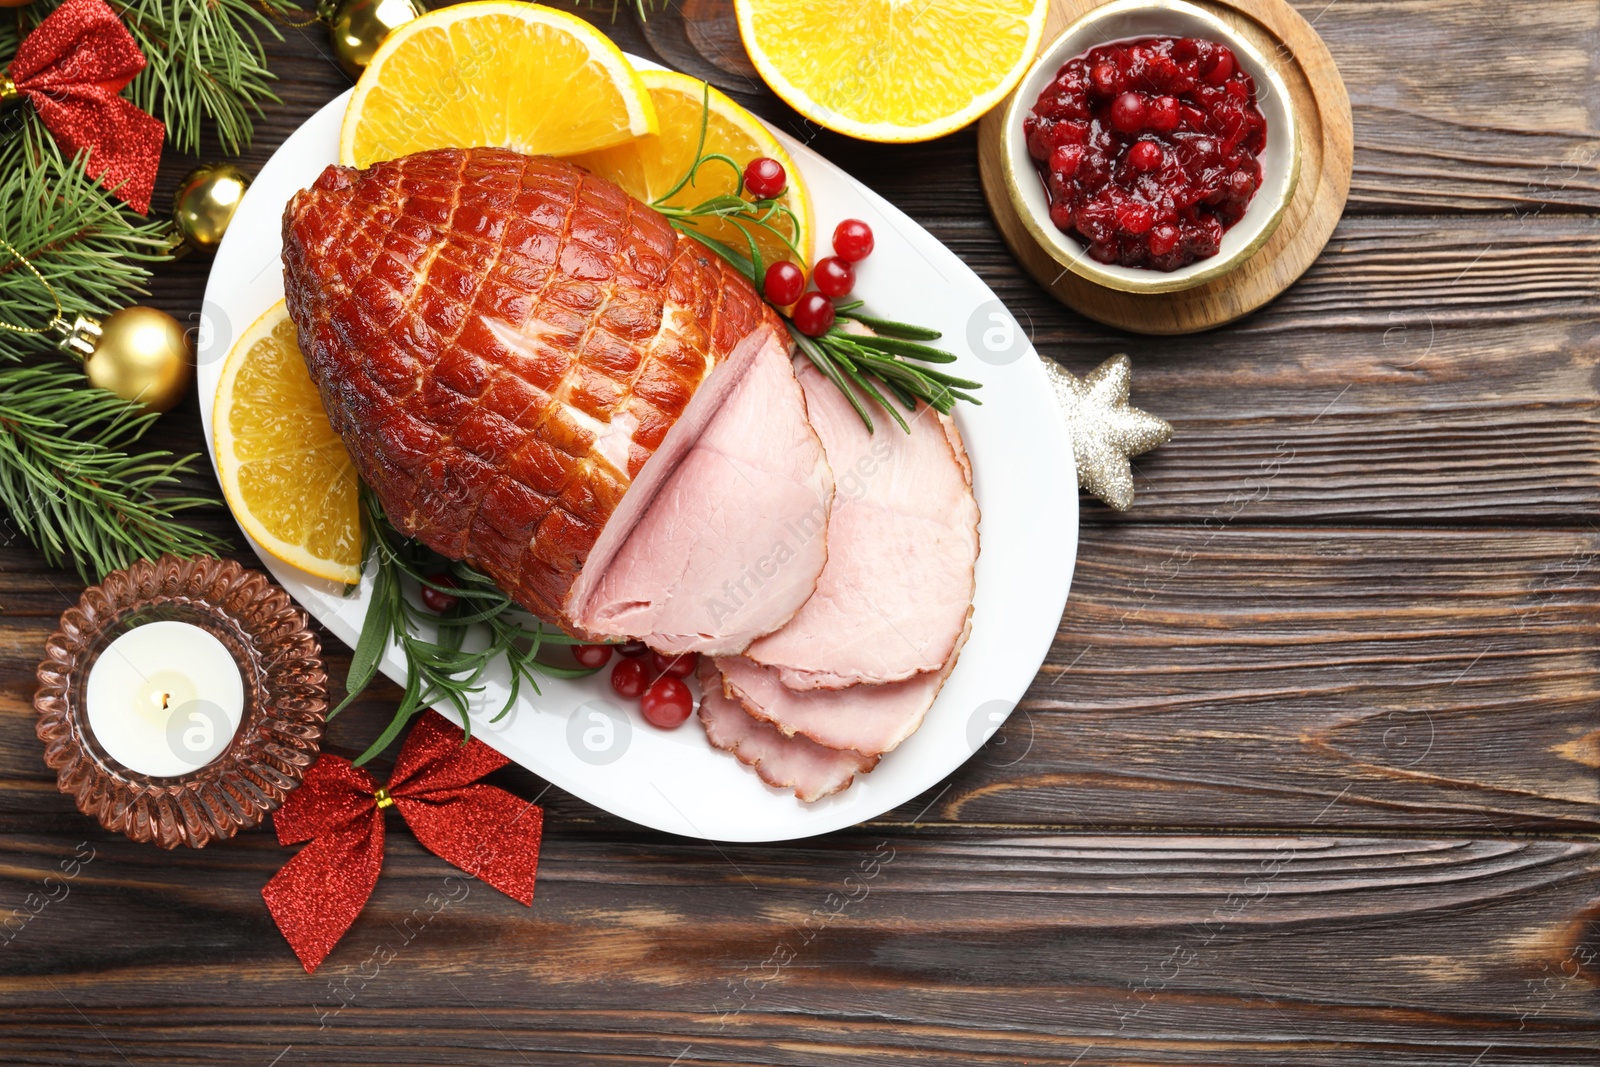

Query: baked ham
(570, 334), (833, 654)
(697, 661), (875, 802)
(743, 363), (979, 688)
(282, 146), (791, 634)
(715, 612), (971, 758)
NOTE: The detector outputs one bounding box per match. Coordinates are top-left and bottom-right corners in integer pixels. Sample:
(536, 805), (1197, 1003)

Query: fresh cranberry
(812, 256), (855, 299)
(650, 650), (698, 680)
(743, 157), (787, 199)
(419, 574), (459, 613)
(1127, 140), (1164, 172)
(573, 644), (613, 669)
(832, 219), (874, 261)
(610, 657), (647, 699)
(640, 677), (693, 728)
(1110, 92), (1147, 133)
(791, 292), (834, 337)
(763, 260), (805, 306)
(617, 640), (649, 658)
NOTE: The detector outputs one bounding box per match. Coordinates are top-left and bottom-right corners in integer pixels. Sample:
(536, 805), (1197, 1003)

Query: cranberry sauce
(1023, 36), (1268, 272)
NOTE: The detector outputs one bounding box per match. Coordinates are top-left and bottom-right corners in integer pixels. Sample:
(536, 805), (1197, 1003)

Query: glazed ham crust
(282, 147), (780, 627)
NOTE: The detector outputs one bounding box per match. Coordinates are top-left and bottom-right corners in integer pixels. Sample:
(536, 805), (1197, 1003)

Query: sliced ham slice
(716, 611), (972, 758)
(572, 330), (834, 654)
(697, 661), (876, 802)
(743, 364), (979, 689)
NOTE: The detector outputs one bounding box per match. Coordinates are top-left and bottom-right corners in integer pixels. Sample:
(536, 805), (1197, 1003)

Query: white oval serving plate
(196, 64), (1077, 842)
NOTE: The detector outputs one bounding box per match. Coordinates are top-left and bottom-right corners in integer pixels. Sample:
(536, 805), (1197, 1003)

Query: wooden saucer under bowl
(977, 0), (1353, 335)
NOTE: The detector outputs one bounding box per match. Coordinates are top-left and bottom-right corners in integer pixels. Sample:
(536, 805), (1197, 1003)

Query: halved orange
(213, 301), (361, 584)
(734, 0), (1048, 143)
(340, 0), (658, 168)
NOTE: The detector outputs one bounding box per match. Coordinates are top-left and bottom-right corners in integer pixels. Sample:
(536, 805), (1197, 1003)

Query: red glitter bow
(3, 0), (165, 214)
(262, 711), (542, 973)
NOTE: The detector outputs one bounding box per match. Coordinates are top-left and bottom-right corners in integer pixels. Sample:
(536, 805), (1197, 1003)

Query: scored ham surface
(743, 362), (979, 688)
(282, 146), (783, 632)
(571, 333), (833, 654)
(697, 662), (875, 802)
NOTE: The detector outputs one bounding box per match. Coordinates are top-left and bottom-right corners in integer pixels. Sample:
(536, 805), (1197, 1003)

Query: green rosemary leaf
(793, 330), (873, 432)
(335, 563), (391, 717)
(353, 699), (423, 767)
(838, 356), (910, 433)
(341, 482), (604, 764)
(675, 225), (759, 284)
(838, 332), (959, 363)
(835, 310), (944, 341)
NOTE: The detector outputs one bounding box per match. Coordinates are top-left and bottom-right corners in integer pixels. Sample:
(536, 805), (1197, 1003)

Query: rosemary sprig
(335, 484), (597, 766)
(651, 86), (982, 433)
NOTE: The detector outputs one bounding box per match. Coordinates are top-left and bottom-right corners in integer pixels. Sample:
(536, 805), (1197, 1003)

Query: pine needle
(0, 364), (225, 581)
(1, 0), (294, 156)
(0, 129), (170, 362)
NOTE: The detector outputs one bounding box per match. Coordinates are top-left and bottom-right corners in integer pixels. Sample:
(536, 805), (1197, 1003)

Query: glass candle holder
(34, 554), (328, 849)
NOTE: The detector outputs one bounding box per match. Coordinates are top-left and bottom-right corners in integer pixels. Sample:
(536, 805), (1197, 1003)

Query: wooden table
(3, 2), (1596, 1062)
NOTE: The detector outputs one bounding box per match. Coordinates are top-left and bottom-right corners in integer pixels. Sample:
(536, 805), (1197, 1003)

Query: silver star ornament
(1043, 353), (1171, 510)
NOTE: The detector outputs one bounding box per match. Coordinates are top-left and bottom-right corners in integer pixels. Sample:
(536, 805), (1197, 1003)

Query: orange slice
(339, 0), (657, 168)
(213, 301), (360, 584)
(734, 0), (1048, 143)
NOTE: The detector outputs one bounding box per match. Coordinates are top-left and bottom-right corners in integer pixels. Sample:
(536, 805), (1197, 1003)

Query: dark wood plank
(3, 526), (1594, 835)
(123, 214), (1600, 528)
(0, 831), (1595, 1064)
(940, 524), (1600, 832)
(0, 2), (1596, 1063)
(639, 0), (1600, 219)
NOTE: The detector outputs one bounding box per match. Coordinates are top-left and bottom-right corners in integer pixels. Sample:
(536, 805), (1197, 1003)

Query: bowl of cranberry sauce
(1002, 0), (1299, 293)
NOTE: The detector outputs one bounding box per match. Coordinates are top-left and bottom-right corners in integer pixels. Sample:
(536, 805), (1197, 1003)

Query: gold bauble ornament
(68, 307), (193, 414)
(0, 0), (36, 9)
(1044, 353), (1171, 511)
(172, 163), (250, 255)
(320, 0), (425, 76)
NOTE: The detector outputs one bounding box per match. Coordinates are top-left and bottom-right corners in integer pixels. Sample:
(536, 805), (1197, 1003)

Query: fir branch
(337, 484), (598, 766)
(115, 0), (295, 154)
(0, 364), (225, 581)
(2, 0), (294, 155)
(0, 128), (170, 361)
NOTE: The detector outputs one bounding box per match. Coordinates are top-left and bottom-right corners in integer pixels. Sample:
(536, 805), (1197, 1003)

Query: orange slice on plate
(213, 301), (361, 584)
(572, 69), (815, 270)
(339, 0), (657, 168)
(733, 0), (1048, 143)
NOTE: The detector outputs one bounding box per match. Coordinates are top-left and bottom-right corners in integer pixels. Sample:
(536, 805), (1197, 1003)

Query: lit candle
(85, 621), (246, 778)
